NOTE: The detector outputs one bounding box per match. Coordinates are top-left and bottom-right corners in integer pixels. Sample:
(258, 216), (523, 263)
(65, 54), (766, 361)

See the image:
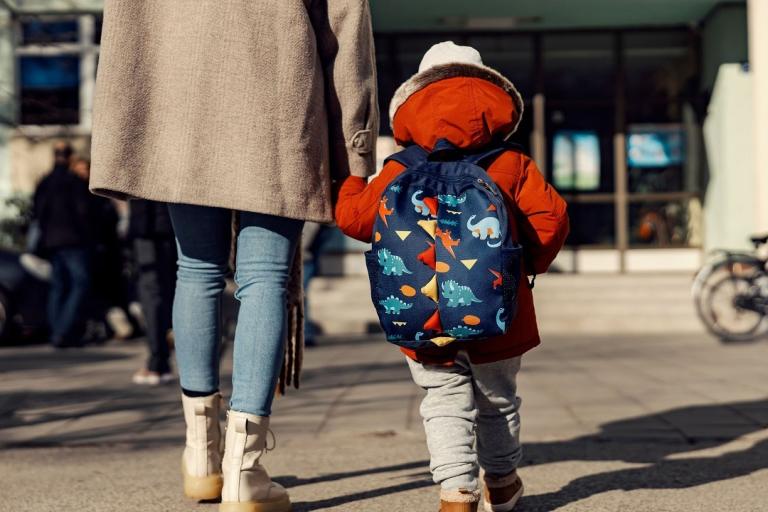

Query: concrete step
(307, 271), (705, 336)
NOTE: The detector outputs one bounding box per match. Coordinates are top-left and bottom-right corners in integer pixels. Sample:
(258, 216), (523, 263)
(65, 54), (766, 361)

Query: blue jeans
(168, 204), (303, 416)
(47, 247), (92, 344)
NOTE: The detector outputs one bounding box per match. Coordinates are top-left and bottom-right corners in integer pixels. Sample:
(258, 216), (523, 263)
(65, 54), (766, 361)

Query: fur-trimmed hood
(391, 75), (522, 152)
(389, 62), (524, 139)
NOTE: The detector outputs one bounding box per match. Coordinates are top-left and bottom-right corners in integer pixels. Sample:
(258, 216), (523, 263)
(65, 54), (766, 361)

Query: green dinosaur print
(378, 248), (412, 276)
(437, 193), (467, 207)
(441, 280), (482, 307)
(439, 218), (460, 227)
(446, 325), (484, 337)
(379, 295), (413, 314)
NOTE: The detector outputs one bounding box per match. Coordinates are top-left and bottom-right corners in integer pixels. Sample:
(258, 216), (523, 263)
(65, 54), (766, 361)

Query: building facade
(0, 0), (763, 272)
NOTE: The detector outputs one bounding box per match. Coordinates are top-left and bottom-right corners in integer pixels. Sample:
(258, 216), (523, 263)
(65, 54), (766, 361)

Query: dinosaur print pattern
(437, 193), (467, 207)
(435, 227), (460, 258)
(412, 190), (437, 217)
(442, 280), (482, 307)
(378, 248), (412, 276)
(446, 325), (484, 337)
(467, 215), (502, 245)
(378, 197), (394, 228)
(489, 269), (502, 290)
(496, 308), (506, 331)
(389, 184), (402, 193)
(438, 218), (459, 227)
(379, 295), (413, 314)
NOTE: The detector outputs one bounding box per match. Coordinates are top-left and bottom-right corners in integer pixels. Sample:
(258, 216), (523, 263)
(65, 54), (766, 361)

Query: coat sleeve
(310, 0), (379, 181)
(513, 156), (570, 275)
(334, 160), (406, 242)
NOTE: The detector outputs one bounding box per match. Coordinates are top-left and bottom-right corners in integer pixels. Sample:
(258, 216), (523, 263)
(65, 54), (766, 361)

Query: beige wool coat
(90, 0), (379, 223)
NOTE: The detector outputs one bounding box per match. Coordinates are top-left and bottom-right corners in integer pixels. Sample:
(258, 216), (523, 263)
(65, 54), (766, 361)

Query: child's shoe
(483, 471), (523, 511)
(440, 489), (480, 512)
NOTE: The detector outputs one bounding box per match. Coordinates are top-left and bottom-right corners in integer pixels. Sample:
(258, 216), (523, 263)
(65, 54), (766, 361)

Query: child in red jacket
(335, 42), (569, 512)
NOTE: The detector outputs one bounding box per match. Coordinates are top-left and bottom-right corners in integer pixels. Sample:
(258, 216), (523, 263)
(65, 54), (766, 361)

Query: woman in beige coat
(90, 1), (378, 510)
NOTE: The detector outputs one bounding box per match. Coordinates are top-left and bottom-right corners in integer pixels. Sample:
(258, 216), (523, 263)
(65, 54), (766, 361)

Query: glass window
(625, 31), (694, 123)
(21, 18), (79, 45)
(628, 199), (697, 247)
(626, 124), (686, 193)
(547, 106), (614, 193)
(543, 33), (614, 101)
(94, 15), (103, 45)
(553, 130), (600, 191)
(566, 203), (616, 246)
(19, 56), (80, 125)
(466, 35), (533, 99)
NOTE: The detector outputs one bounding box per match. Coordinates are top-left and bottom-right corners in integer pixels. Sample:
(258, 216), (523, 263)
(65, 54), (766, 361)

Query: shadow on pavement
(0, 348), (131, 374)
(275, 460), (430, 488)
(519, 398), (768, 511)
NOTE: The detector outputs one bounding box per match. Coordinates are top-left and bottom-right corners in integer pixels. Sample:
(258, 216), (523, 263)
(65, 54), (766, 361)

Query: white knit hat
(388, 41), (524, 136)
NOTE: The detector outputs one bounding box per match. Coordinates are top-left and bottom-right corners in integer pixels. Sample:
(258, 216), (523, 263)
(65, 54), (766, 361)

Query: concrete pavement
(2, 328), (768, 511)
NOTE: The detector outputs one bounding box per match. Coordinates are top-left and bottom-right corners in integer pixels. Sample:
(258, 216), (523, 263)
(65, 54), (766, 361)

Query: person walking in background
(33, 143), (96, 348)
(128, 200), (177, 386)
(302, 222), (336, 347)
(335, 42), (569, 512)
(89, 1), (378, 510)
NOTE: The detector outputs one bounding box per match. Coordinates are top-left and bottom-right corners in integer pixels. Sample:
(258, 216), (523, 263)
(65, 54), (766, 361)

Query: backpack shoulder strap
(464, 141), (526, 169)
(384, 144), (428, 169)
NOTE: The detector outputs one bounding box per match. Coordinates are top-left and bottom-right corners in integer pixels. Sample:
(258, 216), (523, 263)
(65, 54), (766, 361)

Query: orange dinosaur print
(435, 227), (460, 258)
(378, 197), (394, 227)
(489, 269), (502, 290)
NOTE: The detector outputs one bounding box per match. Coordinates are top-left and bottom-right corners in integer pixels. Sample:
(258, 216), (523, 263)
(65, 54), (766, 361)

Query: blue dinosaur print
(467, 215), (502, 248)
(411, 191), (432, 217)
(389, 184), (402, 193)
(415, 332), (425, 341)
(377, 248), (412, 276)
(446, 325), (484, 337)
(496, 308), (506, 331)
(437, 193), (467, 207)
(439, 218), (459, 227)
(441, 280), (482, 307)
(379, 295), (413, 314)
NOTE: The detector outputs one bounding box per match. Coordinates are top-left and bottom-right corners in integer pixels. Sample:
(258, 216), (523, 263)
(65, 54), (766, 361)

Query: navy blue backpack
(365, 139), (524, 350)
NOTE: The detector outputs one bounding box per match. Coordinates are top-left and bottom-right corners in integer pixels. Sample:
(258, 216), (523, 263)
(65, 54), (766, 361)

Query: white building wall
(703, 64), (754, 252)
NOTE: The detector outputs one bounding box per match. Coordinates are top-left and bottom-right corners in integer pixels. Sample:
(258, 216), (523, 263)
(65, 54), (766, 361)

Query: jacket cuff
(346, 128), (376, 177)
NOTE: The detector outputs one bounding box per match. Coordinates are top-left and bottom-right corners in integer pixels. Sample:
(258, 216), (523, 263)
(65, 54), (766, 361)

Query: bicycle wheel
(699, 272), (768, 341)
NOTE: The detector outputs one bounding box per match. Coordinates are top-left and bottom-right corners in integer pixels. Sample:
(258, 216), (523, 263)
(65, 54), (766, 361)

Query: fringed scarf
(231, 213), (304, 395)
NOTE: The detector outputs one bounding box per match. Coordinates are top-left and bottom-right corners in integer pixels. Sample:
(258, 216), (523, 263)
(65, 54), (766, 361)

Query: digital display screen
(553, 130), (600, 191)
(627, 125), (685, 168)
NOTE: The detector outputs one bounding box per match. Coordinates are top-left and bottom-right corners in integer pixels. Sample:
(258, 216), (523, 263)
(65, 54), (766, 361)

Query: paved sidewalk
(2, 330), (768, 511)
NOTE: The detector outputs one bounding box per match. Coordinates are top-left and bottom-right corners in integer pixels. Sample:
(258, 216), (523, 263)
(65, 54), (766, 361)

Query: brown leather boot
(440, 501), (478, 512)
(482, 471), (524, 512)
(440, 489), (480, 512)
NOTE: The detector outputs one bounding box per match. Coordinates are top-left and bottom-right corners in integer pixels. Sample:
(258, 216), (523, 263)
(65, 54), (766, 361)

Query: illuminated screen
(627, 126), (685, 168)
(553, 130), (600, 191)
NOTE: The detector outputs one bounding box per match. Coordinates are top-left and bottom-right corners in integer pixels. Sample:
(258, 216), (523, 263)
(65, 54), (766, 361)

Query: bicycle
(692, 234), (768, 341)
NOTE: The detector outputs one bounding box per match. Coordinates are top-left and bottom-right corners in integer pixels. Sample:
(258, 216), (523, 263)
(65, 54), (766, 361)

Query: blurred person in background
(33, 143), (94, 348)
(128, 200), (177, 386)
(89, 1), (378, 510)
(302, 222), (336, 347)
(72, 158), (135, 343)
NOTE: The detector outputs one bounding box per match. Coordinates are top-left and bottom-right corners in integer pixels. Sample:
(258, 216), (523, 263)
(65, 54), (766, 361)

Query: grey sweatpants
(407, 351), (522, 492)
